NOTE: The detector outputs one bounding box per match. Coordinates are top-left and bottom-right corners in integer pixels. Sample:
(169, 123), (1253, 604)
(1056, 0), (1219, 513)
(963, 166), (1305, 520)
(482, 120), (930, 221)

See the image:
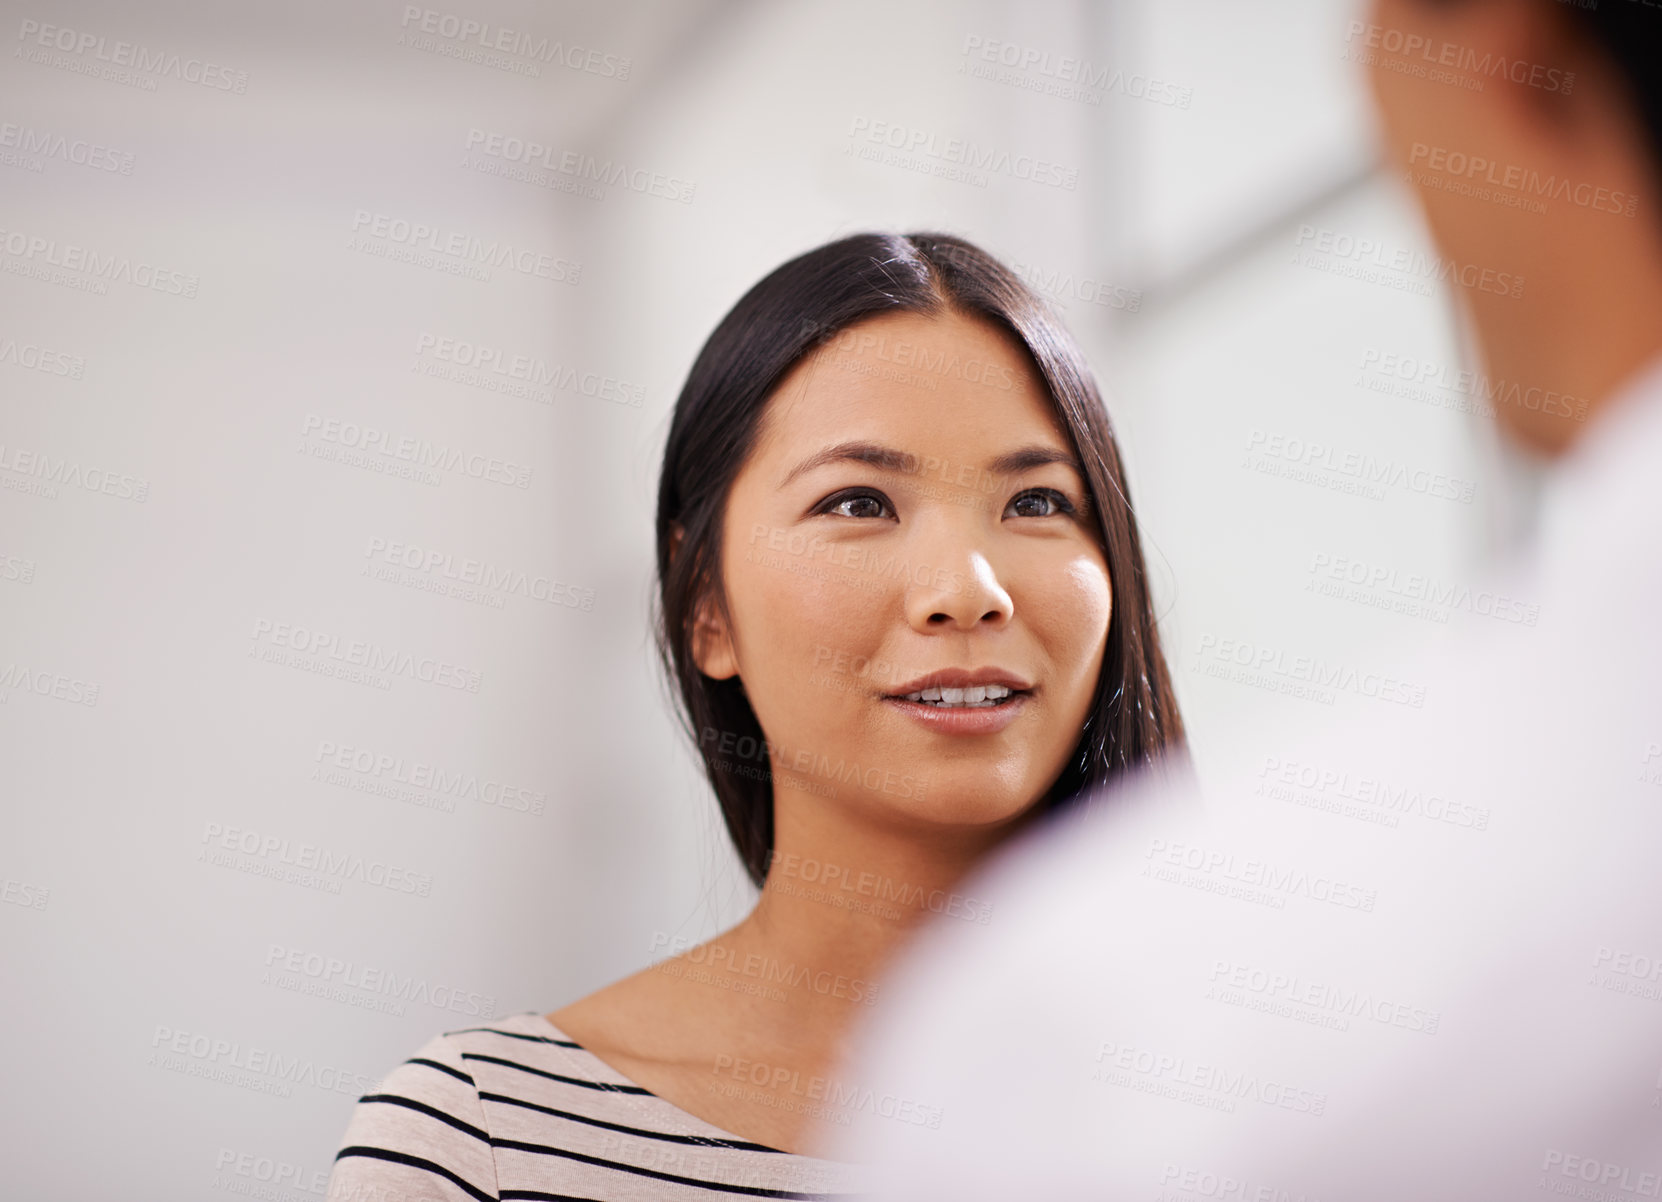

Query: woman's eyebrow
(780, 440), (1082, 489)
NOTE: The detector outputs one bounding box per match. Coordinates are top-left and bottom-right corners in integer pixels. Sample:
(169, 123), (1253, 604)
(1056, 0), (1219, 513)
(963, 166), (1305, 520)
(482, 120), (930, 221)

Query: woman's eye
(817, 487), (1076, 521)
(1007, 488), (1076, 518)
(823, 490), (892, 519)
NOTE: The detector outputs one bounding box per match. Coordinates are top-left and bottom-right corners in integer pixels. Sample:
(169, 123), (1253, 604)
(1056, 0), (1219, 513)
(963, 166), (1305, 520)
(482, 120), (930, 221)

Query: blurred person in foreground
(818, 0), (1662, 1197)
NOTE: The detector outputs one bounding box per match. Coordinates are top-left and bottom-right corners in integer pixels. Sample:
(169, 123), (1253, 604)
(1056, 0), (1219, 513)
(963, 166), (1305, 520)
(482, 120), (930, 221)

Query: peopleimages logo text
(350, 211), (580, 284)
(399, 7), (631, 78)
(1345, 20), (1575, 93)
(0, 226), (198, 296)
(251, 617), (483, 693)
(15, 18), (250, 91)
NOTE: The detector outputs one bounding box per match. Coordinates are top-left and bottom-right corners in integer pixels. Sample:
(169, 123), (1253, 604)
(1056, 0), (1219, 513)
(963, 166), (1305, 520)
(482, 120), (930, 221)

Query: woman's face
(693, 306), (1113, 833)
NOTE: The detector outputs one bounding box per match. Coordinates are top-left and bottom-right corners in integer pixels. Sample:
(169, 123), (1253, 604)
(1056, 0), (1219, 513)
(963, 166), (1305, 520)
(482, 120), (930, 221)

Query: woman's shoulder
(326, 1015), (554, 1202)
(543, 953), (715, 1070)
(328, 1010), (870, 1198)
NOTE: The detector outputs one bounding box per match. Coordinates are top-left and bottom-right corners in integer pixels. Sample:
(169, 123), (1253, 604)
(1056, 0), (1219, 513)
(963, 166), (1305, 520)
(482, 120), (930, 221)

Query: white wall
(0, 0), (1515, 1196)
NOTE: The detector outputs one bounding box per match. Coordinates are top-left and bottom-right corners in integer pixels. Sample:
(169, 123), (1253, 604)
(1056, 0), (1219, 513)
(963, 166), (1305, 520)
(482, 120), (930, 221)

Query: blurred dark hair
(653, 231), (1188, 889)
(1561, 1), (1662, 172)
(1427, 0), (1662, 181)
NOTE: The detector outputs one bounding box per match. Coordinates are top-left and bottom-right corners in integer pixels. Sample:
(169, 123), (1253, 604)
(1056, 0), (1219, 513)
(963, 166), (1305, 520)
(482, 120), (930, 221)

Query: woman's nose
(901, 541), (1014, 632)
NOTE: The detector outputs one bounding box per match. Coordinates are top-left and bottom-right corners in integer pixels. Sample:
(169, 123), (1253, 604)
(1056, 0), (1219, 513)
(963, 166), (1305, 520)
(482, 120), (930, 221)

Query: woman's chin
(854, 787), (1040, 837)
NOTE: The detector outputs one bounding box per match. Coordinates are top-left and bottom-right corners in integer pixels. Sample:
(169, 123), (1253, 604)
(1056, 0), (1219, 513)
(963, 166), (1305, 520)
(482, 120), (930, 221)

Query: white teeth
(901, 684), (1015, 707)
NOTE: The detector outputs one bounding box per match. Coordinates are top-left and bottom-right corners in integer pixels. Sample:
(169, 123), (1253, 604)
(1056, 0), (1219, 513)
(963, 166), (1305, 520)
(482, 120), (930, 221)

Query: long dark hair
(654, 231), (1186, 889)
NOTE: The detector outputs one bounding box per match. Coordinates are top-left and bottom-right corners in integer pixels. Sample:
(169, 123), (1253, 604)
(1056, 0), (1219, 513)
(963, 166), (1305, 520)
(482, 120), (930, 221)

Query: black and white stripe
(327, 1011), (865, 1201)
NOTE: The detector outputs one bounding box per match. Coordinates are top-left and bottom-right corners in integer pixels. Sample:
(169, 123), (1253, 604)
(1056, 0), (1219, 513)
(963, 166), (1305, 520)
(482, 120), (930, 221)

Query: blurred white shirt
(820, 353), (1662, 1200)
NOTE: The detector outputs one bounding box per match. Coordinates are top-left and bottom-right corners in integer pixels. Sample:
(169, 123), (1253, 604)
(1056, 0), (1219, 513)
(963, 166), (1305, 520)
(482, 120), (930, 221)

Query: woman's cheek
(1060, 555), (1113, 636)
(733, 554), (865, 694)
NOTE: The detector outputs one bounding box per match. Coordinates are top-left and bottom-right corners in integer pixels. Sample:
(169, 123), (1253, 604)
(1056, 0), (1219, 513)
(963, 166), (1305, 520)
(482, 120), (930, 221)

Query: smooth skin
(1366, 0), (1662, 455)
(551, 306), (1113, 1152)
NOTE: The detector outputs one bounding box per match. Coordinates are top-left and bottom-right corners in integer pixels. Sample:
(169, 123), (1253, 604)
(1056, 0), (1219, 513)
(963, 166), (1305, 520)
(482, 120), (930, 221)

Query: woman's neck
(714, 785), (1020, 1065)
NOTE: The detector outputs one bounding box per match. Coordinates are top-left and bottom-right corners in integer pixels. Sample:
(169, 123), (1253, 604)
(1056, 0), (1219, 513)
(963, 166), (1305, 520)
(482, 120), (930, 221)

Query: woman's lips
(881, 690), (1031, 734)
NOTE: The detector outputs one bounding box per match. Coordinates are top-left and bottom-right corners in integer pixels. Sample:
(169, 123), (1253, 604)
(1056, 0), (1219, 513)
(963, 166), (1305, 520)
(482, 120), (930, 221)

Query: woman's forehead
(754, 310), (1056, 455)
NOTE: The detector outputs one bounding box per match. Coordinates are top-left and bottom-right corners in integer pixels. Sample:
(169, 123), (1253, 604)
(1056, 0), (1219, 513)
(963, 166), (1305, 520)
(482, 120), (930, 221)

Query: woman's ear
(671, 521), (740, 681)
(691, 592), (739, 681)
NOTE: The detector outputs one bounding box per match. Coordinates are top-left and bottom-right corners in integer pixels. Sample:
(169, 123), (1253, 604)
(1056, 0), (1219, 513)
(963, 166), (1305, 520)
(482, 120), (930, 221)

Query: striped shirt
(326, 1011), (867, 1201)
